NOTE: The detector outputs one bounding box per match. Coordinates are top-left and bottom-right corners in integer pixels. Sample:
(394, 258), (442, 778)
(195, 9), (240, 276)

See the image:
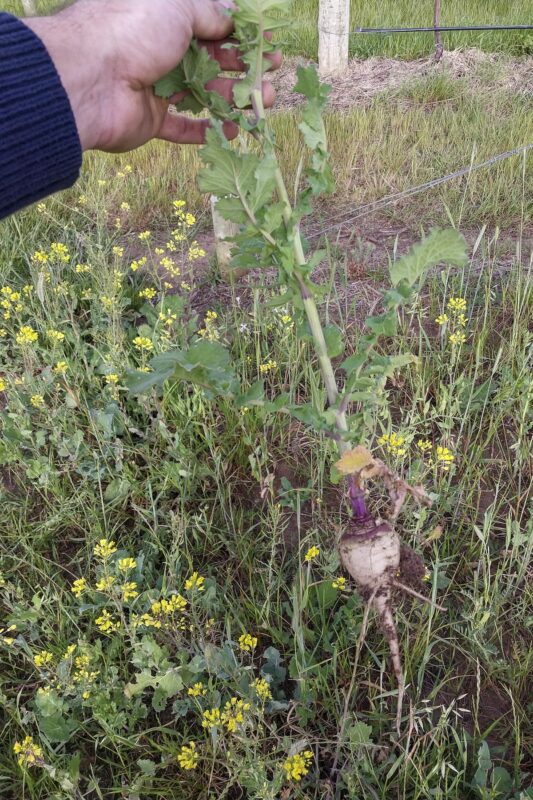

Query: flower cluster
(304, 546), (320, 563)
(436, 296), (469, 347)
(198, 310), (220, 342)
(202, 697), (251, 733)
(13, 736), (44, 769)
(282, 750), (313, 782)
(238, 633), (258, 652)
(378, 432), (407, 457)
(177, 741), (199, 771)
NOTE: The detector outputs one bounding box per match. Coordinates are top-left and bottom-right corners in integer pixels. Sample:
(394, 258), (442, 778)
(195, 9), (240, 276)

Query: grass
(280, 0), (533, 60)
(3, 0), (532, 59)
(0, 2), (532, 797)
(0, 135), (532, 797)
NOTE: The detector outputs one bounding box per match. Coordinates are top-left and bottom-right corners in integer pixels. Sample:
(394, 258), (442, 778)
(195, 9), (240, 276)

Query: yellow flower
(138, 231), (152, 242)
(95, 575), (115, 592)
(188, 243), (206, 261)
(0, 378), (5, 392)
(181, 282), (192, 292)
(283, 750), (313, 782)
(16, 325), (38, 345)
(457, 313), (467, 327)
(138, 288), (157, 300)
(50, 242), (70, 262)
(377, 433), (407, 457)
(447, 297), (467, 313)
(34, 650), (54, 669)
(78, 195), (88, 206)
(13, 736), (44, 768)
(31, 250), (49, 264)
(37, 203), (46, 213)
(71, 577), (88, 597)
(0, 328), (7, 338)
(435, 313), (449, 325)
(75, 263), (92, 274)
(173, 199), (186, 209)
(417, 439), (432, 452)
(304, 546), (320, 563)
(105, 373), (120, 385)
(129, 257), (147, 272)
(159, 310), (178, 327)
(201, 708), (222, 729)
(222, 697), (251, 732)
(449, 332), (467, 346)
(54, 361), (68, 375)
(259, 359), (277, 374)
(121, 582), (138, 602)
(117, 557), (137, 572)
(0, 623), (17, 645)
(435, 446), (454, 470)
(63, 644), (77, 659)
(93, 539), (117, 560)
(100, 295), (115, 311)
(177, 741), (199, 771)
(133, 336), (154, 351)
(46, 329), (65, 343)
(112, 246), (124, 258)
(185, 572), (205, 592)
(120, 202), (131, 211)
(332, 576), (346, 590)
(251, 678), (272, 702)
(188, 682), (207, 697)
(30, 394), (45, 409)
(94, 609), (120, 634)
(97, 179), (107, 187)
(155, 247), (165, 256)
(238, 633), (258, 652)
(124, 164), (133, 174)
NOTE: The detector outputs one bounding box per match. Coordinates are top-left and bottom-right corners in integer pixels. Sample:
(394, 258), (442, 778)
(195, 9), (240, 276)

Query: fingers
(191, 0), (234, 41)
(169, 77), (276, 110)
(198, 38), (283, 72)
(157, 114), (238, 145)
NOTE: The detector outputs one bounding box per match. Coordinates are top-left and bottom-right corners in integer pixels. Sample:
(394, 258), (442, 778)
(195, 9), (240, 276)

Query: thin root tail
(374, 593), (405, 734)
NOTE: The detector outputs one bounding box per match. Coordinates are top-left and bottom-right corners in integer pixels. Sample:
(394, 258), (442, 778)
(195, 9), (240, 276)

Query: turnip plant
(130, 0), (468, 727)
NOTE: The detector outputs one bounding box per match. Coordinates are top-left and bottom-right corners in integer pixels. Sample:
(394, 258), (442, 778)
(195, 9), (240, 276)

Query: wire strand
(306, 144), (532, 241)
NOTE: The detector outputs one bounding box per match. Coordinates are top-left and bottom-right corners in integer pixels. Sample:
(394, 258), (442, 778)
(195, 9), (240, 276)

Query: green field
(0, 0), (532, 798)
(3, 0), (532, 58)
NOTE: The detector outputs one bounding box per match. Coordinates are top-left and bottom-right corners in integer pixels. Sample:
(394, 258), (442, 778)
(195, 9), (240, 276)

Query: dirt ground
(269, 49), (533, 109)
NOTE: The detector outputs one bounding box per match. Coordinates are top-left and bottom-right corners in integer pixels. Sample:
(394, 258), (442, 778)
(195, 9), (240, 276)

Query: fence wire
(306, 143), (532, 241)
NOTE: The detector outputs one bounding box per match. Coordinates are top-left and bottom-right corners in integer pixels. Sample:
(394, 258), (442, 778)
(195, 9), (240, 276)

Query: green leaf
(347, 721), (373, 747)
(137, 759), (157, 777)
(236, 380), (265, 407)
(157, 669), (183, 697)
(473, 741), (492, 788)
(365, 310), (397, 337)
(38, 713), (77, 744)
(389, 228), (467, 287)
(323, 325), (344, 358)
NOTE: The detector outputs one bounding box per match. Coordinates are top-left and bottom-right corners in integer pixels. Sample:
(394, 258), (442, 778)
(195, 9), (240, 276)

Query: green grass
(0, 136), (532, 797)
(280, 0), (533, 59)
(3, 0), (532, 59)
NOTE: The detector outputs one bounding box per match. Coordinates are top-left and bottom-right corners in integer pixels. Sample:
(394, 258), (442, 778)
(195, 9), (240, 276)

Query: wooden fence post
(21, 0), (37, 15)
(318, 0), (350, 76)
(433, 0), (444, 62)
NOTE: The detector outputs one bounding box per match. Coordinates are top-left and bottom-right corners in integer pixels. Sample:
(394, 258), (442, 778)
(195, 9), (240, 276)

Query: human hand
(25, 0), (281, 153)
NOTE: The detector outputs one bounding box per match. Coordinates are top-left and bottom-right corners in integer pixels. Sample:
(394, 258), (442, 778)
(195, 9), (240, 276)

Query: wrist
(24, 6), (109, 151)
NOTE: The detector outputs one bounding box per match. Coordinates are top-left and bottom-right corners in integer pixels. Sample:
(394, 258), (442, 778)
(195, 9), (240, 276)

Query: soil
(269, 49), (533, 110)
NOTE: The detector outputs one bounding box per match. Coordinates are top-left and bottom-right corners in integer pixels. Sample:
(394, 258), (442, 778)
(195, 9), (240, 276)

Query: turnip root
(335, 447), (435, 731)
(339, 519), (405, 730)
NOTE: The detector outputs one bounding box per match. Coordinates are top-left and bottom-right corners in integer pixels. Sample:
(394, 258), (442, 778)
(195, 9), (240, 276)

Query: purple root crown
(349, 476), (370, 520)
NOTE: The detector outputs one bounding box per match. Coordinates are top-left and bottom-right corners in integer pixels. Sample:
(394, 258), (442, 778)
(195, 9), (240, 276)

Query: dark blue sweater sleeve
(0, 12), (82, 219)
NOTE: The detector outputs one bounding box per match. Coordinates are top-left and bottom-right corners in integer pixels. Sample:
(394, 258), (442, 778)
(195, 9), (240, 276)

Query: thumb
(190, 0), (234, 40)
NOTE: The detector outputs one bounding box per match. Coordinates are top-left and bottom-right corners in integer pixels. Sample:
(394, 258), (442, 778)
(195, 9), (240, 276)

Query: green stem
(251, 40), (349, 453)
(272, 164), (350, 453)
